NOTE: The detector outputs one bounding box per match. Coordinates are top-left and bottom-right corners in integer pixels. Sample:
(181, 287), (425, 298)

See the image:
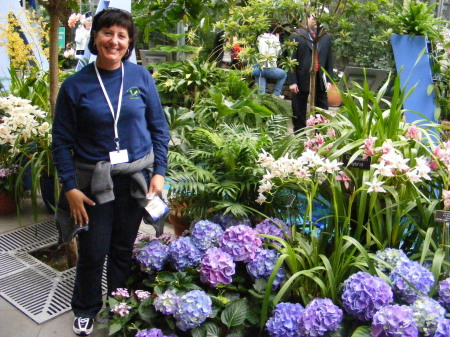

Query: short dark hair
(88, 8), (137, 61)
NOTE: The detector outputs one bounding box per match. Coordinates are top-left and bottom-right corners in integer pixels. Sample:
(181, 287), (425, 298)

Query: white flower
(258, 181), (274, 193)
(365, 178), (386, 193)
(316, 158), (342, 174)
(372, 160), (394, 177)
(256, 193), (267, 204)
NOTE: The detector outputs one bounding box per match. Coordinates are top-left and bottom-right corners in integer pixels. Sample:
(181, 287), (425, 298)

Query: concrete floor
(0, 196), (172, 337)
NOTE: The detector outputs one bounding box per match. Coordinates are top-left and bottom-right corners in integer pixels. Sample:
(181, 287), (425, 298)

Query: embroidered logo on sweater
(127, 86), (140, 99)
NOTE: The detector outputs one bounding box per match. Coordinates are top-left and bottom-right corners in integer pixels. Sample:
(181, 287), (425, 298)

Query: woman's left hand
(148, 174), (165, 197)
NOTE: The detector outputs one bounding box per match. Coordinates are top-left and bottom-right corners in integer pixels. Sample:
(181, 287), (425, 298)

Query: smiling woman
(52, 7), (169, 336)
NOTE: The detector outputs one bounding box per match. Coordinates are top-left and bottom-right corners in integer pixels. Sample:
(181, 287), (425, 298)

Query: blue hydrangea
(438, 277), (450, 311)
(411, 296), (446, 336)
(265, 302), (304, 337)
(435, 319), (450, 337)
(135, 240), (169, 274)
(255, 218), (291, 247)
(174, 290), (212, 331)
(299, 298), (343, 336)
(212, 213), (252, 230)
(168, 237), (202, 271)
(372, 305), (418, 337)
(374, 248), (410, 274)
(154, 290), (180, 315)
(199, 247), (235, 287)
(220, 225), (262, 262)
(190, 220), (224, 252)
(135, 329), (163, 337)
(341, 271), (393, 321)
(246, 248), (285, 288)
(390, 260), (434, 304)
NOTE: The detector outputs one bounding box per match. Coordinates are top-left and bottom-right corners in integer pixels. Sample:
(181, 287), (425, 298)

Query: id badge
(109, 149), (129, 164)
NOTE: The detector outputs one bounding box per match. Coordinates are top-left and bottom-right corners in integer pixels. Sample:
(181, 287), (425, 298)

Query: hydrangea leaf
(351, 326), (372, 337)
(221, 298), (249, 328)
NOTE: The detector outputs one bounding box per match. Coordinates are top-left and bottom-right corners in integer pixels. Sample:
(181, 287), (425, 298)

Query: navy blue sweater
(52, 61), (169, 192)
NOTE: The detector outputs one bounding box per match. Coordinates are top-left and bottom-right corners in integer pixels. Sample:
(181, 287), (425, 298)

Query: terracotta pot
(0, 192), (17, 215)
(327, 83), (342, 107)
(168, 211), (190, 237)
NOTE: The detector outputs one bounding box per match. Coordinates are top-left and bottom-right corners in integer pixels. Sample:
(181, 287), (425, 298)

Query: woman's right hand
(65, 189), (96, 225)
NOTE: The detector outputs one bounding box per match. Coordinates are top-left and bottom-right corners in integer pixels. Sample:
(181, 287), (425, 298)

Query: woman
(74, 17), (92, 58)
(52, 8), (169, 336)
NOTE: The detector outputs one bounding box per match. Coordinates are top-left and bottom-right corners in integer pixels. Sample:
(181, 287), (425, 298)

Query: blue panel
(391, 34), (436, 126)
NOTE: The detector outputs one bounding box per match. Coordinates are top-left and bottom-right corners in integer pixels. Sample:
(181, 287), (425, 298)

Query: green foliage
(394, 1), (445, 42)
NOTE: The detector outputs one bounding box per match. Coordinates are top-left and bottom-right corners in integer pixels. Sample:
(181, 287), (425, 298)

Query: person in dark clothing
(52, 8), (169, 336)
(288, 14), (333, 131)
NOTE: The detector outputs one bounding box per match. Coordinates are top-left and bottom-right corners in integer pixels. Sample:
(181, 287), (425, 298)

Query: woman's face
(94, 24), (130, 70)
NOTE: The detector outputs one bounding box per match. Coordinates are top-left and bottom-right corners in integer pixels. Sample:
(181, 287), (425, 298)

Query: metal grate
(0, 220), (107, 324)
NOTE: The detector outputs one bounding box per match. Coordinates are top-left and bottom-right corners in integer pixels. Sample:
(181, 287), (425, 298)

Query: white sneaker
(73, 317), (94, 336)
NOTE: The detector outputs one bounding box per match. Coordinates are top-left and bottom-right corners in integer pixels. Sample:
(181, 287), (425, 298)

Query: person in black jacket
(288, 14), (333, 131)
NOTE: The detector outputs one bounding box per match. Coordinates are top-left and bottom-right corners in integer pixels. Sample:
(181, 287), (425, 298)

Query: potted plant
(0, 94), (57, 219)
(0, 160), (19, 215)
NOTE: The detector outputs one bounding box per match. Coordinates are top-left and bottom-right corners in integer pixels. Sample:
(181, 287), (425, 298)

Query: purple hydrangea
(135, 329), (163, 337)
(135, 290), (151, 301)
(246, 248), (285, 288)
(167, 237), (202, 271)
(199, 247), (235, 287)
(411, 296), (446, 336)
(371, 305), (418, 337)
(265, 302), (304, 337)
(298, 298), (343, 336)
(111, 288), (130, 300)
(135, 240), (169, 274)
(154, 290), (180, 315)
(220, 225), (262, 262)
(212, 213), (252, 230)
(438, 277), (450, 311)
(390, 260), (434, 304)
(374, 248), (410, 274)
(435, 319), (450, 337)
(174, 290), (212, 331)
(190, 220), (224, 252)
(255, 218), (291, 246)
(111, 302), (132, 317)
(341, 271), (393, 321)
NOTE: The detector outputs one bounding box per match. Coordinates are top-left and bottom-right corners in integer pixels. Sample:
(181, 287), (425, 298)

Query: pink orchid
(405, 124), (421, 140)
(336, 171), (351, 189)
(360, 136), (378, 157)
(443, 190), (450, 208)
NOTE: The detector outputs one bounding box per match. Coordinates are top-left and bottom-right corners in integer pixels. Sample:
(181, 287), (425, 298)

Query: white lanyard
(94, 62), (124, 151)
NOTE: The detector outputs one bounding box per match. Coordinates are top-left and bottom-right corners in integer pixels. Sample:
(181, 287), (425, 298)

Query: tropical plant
(392, 0), (445, 42)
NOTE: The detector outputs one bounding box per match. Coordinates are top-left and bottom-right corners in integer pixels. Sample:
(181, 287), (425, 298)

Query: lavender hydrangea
(135, 240), (169, 274)
(212, 213), (252, 230)
(246, 248), (285, 288)
(199, 247), (235, 287)
(135, 290), (151, 301)
(411, 297), (446, 336)
(438, 277), (450, 311)
(255, 218), (291, 246)
(374, 248), (410, 274)
(220, 225), (262, 262)
(154, 290), (180, 315)
(174, 290), (212, 331)
(190, 220), (224, 252)
(135, 329), (163, 337)
(341, 271), (393, 321)
(265, 302), (304, 337)
(167, 237), (202, 271)
(298, 298), (343, 336)
(111, 288), (130, 300)
(390, 260), (434, 304)
(435, 319), (450, 337)
(371, 305), (418, 337)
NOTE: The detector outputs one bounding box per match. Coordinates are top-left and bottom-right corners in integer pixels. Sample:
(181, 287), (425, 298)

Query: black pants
(291, 86), (329, 132)
(71, 175), (146, 318)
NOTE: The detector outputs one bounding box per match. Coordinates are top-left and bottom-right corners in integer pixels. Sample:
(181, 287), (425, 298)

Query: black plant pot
(40, 176), (56, 214)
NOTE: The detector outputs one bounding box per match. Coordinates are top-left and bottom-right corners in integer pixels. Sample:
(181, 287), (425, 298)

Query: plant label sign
(342, 154), (371, 170)
(435, 210), (450, 223)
